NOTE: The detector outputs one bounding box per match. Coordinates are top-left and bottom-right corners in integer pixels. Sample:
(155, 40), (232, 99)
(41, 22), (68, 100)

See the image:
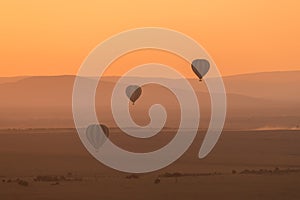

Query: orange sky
(0, 0), (299, 77)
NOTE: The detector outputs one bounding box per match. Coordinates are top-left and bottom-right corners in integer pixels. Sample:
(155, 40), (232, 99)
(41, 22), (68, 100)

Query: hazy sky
(0, 0), (299, 77)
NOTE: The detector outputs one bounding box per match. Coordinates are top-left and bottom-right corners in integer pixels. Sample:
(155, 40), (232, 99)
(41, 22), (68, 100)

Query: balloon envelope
(191, 59), (210, 81)
(126, 85), (142, 104)
(86, 124), (109, 150)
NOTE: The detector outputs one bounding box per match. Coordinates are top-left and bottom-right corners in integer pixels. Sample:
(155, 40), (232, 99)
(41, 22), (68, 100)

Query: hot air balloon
(191, 59), (210, 81)
(126, 85), (142, 105)
(86, 124), (109, 150)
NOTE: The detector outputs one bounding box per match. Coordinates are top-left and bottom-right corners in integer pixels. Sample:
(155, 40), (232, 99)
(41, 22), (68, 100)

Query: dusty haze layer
(0, 71), (299, 130)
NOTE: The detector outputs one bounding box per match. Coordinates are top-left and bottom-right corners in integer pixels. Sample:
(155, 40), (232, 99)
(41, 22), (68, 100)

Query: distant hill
(223, 71), (300, 103)
(0, 76), (28, 84)
(0, 71), (299, 129)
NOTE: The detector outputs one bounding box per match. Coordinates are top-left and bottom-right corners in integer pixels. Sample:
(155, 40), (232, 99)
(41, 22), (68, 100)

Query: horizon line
(0, 70), (299, 79)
